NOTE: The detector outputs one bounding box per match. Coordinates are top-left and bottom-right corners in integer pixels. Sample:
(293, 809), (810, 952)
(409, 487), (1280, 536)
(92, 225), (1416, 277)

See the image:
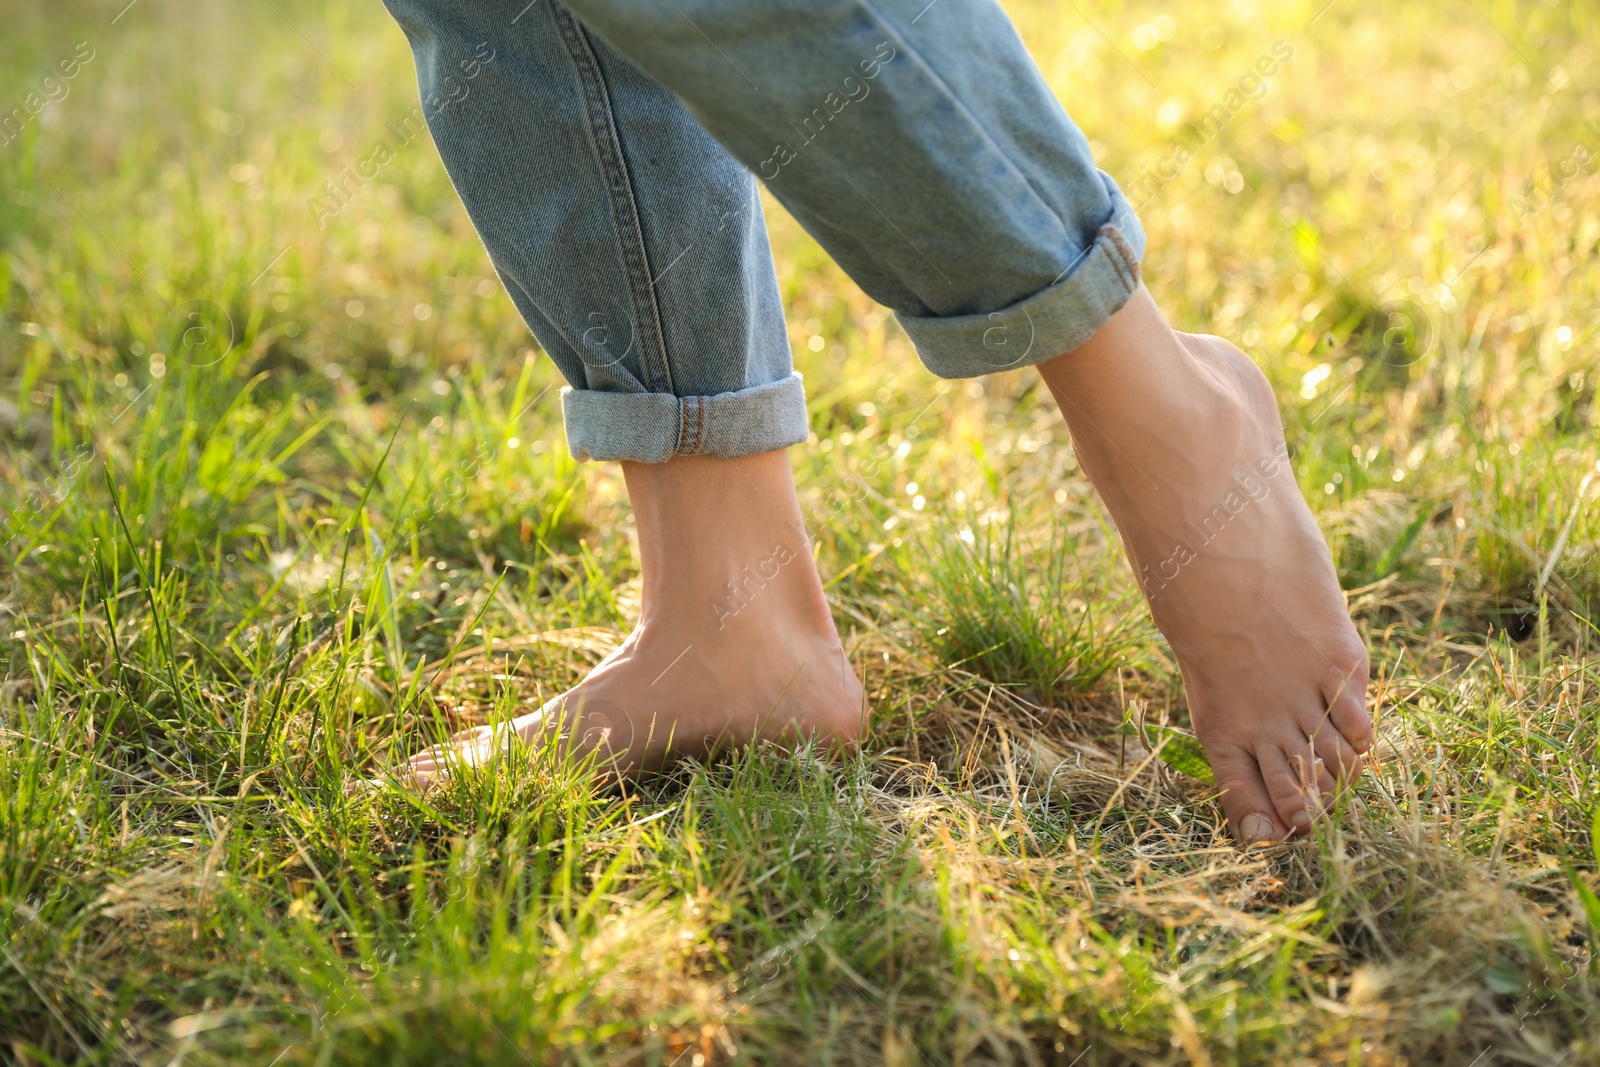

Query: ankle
(1042, 295), (1232, 423)
(624, 451), (801, 554)
(1042, 302), (1276, 488)
(620, 451), (831, 636)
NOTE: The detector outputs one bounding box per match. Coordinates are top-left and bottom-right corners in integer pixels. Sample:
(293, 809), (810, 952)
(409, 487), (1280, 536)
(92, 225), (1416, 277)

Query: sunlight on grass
(910, 508), (1154, 701)
(1, 0), (1598, 1063)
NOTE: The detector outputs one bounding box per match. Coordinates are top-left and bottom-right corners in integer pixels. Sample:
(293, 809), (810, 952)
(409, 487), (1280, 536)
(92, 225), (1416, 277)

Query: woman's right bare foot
(1039, 288), (1374, 843)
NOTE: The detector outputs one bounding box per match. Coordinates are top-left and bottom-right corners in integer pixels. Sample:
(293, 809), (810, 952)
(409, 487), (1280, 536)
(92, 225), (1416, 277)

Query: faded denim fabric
(382, 0), (1145, 462)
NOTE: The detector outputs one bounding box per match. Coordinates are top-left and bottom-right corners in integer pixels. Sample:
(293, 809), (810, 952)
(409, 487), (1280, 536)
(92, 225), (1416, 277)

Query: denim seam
(550, 3), (676, 395)
(1101, 223), (1141, 289)
(1102, 226), (1131, 291)
(686, 396), (705, 454)
(672, 398), (690, 455)
(668, 395), (706, 456)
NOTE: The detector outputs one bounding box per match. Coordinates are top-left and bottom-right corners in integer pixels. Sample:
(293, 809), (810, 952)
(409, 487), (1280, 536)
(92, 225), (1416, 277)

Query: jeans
(381, 0), (1145, 462)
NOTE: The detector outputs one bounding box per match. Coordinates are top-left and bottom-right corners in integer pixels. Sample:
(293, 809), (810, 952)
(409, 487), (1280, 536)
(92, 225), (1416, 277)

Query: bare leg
(1038, 287), (1373, 842)
(408, 451), (866, 785)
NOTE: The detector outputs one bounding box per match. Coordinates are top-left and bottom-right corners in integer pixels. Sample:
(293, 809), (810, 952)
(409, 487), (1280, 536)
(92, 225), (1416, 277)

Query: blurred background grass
(1, 0), (1598, 1063)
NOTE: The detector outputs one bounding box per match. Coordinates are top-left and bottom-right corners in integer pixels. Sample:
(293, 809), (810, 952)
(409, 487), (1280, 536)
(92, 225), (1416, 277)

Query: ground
(1, 0), (1598, 1063)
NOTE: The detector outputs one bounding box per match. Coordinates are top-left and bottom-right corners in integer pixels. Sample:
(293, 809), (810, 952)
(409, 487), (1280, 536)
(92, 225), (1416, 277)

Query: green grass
(2, 0), (1599, 1062)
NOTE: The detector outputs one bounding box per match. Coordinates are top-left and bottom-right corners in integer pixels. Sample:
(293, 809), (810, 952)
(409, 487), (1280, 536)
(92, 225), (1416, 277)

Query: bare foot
(407, 450), (867, 788)
(1039, 287), (1373, 843)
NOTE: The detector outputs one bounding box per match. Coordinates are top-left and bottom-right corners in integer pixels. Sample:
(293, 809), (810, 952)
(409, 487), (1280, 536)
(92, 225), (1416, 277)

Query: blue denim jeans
(381, 0), (1145, 462)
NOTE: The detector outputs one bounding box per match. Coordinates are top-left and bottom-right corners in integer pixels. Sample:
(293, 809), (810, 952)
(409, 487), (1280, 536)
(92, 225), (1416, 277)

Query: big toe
(1209, 747), (1293, 845)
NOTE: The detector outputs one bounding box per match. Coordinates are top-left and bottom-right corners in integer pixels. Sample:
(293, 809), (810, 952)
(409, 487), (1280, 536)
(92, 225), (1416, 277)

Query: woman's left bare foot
(405, 450), (867, 788)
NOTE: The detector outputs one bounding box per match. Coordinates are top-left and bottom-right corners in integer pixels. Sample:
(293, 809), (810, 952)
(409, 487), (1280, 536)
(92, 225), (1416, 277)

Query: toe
(1208, 747), (1292, 844)
(1293, 752), (1336, 811)
(1259, 743), (1314, 835)
(400, 759), (436, 787)
(1310, 723), (1362, 784)
(1323, 655), (1374, 753)
(1316, 763), (1336, 803)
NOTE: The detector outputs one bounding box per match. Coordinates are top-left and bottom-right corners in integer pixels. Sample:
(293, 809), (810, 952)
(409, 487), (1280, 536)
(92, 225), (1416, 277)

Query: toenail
(1239, 812), (1276, 842)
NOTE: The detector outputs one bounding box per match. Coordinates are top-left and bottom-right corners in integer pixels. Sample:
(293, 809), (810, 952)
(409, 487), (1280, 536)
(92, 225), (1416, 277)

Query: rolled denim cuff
(562, 370), (809, 462)
(897, 181), (1146, 380)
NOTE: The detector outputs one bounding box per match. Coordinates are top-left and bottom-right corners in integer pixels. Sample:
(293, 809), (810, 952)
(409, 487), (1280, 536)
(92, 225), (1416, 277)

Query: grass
(1, 0), (1598, 1062)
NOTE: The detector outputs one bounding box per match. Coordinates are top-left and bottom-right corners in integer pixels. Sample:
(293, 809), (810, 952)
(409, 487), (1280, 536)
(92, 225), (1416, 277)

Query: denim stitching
(1096, 225), (1126, 291)
(670, 395), (704, 456)
(1099, 223), (1141, 292)
(551, 3), (676, 394)
(673, 396), (691, 455)
(1112, 225), (1142, 284)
